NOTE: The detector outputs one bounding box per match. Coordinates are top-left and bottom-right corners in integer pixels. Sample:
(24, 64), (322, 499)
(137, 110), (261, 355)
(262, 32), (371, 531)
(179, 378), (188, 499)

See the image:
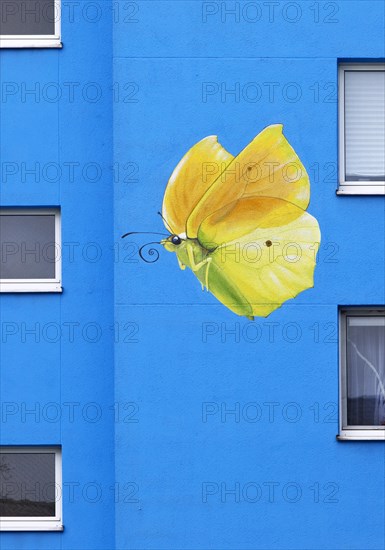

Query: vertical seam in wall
(112, 26), (117, 549)
(57, 50), (63, 544)
(0, 51), (2, 445)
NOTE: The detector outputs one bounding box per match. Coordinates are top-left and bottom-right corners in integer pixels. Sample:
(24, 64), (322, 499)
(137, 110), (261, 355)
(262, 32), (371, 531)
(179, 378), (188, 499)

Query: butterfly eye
(171, 235), (182, 245)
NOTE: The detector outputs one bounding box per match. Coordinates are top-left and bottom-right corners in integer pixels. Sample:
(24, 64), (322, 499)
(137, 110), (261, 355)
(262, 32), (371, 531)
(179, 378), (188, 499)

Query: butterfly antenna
(157, 211), (173, 233)
(121, 231), (169, 239)
(137, 241), (164, 263)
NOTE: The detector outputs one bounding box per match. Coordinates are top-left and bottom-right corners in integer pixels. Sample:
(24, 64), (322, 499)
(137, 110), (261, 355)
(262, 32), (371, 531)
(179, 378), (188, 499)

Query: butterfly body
(160, 125), (321, 318)
(163, 236), (211, 289)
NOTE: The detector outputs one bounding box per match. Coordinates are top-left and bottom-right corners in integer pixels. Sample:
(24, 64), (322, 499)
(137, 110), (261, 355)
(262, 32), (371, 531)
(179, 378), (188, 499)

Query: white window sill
(0, 39), (62, 48)
(337, 431), (385, 441)
(0, 521), (63, 531)
(0, 283), (62, 293)
(337, 185), (385, 195)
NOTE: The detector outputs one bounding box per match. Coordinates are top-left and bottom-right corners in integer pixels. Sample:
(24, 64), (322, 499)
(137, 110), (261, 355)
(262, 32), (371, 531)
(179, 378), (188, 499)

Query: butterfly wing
(162, 136), (233, 235)
(186, 125), (310, 238)
(198, 197), (320, 318)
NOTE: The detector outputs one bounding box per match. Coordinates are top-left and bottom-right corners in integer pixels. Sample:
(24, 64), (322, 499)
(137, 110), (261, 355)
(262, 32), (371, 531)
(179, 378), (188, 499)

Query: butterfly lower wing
(186, 125), (310, 238)
(204, 261), (256, 318)
(198, 197), (320, 318)
(162, 136), (233, 235)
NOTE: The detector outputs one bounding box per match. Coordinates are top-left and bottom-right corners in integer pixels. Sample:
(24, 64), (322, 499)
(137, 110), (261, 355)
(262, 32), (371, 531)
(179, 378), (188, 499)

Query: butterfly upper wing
(197, 197), (320, 317)
(186, 124), (310, 238)
(162, 136), (234, 235)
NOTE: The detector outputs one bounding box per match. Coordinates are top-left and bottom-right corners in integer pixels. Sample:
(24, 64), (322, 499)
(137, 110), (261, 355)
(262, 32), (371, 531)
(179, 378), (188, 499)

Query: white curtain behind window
(345, 70), (385, 181)
(347, 316), (385, 426)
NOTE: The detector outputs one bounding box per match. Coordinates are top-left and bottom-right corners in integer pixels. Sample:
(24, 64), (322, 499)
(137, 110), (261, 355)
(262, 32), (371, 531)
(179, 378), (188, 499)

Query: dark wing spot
(265, 240), (272, 247)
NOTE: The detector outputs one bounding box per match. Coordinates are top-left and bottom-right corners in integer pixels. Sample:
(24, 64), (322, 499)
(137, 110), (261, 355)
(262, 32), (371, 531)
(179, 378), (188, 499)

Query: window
(0, 0), (61, 48)
(0, 208), (62, 293)
(0, 447), (62, 531)
(339, 308), (385, 440)
(338, 63), (385, 195)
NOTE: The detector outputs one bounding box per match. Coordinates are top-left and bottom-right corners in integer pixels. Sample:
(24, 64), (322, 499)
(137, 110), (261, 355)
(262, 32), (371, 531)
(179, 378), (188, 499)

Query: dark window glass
(0, 214), (56, 280)
(347, 316), (385, 426)
(0, 453), (56, 517)
(0, 0), (56, 36)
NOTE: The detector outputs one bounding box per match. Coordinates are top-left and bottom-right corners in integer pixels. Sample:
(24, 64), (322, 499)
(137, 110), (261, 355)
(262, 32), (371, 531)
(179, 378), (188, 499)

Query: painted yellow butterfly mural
(126, 124), (321, 319)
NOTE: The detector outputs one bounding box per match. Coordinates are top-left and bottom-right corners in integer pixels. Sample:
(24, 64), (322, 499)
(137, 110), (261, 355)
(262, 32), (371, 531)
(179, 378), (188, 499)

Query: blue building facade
(0, 2), (115, 547)
(1, 1), (385, 548)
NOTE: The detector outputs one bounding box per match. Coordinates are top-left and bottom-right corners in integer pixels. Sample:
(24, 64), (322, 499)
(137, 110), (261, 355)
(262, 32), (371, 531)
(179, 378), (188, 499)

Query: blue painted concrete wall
(0, 4), (115, 549)
(0, 0), (384, 548)
(114, 1), (385, 549)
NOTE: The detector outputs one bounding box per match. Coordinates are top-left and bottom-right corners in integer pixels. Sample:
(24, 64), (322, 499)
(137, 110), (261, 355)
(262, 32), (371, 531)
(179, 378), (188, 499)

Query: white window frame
(0, 0), (61, 48)
(338, 63), (385, 196)
(0, 207), (62, 293)
(338, 307), (385, 441)
(0, 446), (63, 531)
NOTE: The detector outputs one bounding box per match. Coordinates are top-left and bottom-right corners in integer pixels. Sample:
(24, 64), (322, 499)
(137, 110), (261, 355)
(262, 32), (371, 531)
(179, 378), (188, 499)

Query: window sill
(0, 283), (62, 293)
(337, 432), (385, 441)
(0, 522), (63, 531)
(337, 185), (385, 195)
(0, 39), (62, 48)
